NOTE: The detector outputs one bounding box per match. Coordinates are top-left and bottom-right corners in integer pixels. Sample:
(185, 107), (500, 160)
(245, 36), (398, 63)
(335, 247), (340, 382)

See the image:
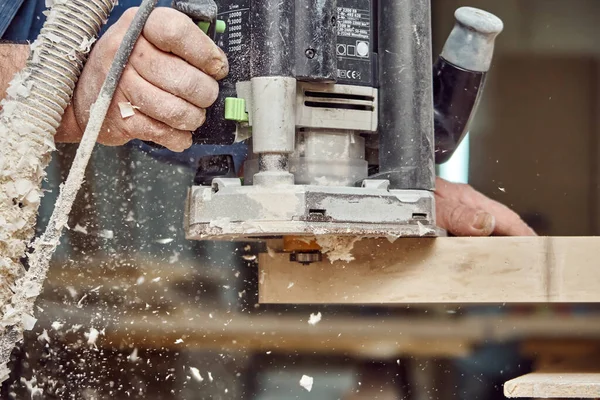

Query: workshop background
(3, 0), (600, 399)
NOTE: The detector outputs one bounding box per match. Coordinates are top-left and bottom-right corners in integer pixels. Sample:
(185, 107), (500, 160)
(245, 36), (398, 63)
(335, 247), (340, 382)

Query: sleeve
(130, 140), (249, 175)
(0, 0), (40, 41)
(2, 0), (246, 171)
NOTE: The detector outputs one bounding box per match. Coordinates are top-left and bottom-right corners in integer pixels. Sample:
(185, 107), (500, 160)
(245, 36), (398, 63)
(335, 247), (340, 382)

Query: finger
(465, 193), (536, 236)
(129, 37), (219, 108)
(117, 104), (193, 152)
(142, 7), (228, 79)
(436, 177), (536, 236)
(120, 66), (206, 131)
(436, 196), (496, 236)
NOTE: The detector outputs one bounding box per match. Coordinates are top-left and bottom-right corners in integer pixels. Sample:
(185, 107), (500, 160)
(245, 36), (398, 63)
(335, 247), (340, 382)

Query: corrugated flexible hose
(0, 0), (157, 384)
(0, 0), (116, 383)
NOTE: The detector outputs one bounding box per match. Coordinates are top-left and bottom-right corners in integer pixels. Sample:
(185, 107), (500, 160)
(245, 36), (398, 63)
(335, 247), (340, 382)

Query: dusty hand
(56, 7), (228, 151)
(435, 177), (536, 236)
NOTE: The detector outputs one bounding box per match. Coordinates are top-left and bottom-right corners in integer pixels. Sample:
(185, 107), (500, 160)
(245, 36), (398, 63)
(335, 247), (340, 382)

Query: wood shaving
(73, 224), (88, 234)
(128, 348), (139, 362)
(315, 235), (360, 263)
(45, 32), (62, 43)
(308, 312), (322, 325)
(299, 375), (313, 392)
(21, 313), (37, 330)
(37, 329), (50, 343)
(190, 367), (203, 382)
(118, 101), (137, 118)
(85, 327), (99, 346)
(50, 321), (63, 331)
(77, 37), (96, 54)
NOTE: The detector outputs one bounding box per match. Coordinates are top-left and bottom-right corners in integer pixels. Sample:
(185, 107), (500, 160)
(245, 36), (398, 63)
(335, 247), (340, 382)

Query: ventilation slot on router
(304, 90), (375, 112)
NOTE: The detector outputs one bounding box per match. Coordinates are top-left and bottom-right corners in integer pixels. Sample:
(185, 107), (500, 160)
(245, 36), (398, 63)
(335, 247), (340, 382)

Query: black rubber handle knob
(434, 7), (503, 164)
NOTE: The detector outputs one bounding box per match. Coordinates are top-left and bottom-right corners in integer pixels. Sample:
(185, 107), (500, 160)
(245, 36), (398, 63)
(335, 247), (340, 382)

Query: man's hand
(435, 177), (536, 236)
(56, 7), (228, 152)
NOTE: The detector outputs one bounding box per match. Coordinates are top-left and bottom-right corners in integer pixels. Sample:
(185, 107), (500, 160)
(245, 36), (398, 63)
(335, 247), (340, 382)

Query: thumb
(438, 201), (496, 236)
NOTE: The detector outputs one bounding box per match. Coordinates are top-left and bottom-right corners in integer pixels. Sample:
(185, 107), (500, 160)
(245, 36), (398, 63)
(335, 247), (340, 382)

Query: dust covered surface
(314, 235), (361, 263)
(0, 0), (116, 384)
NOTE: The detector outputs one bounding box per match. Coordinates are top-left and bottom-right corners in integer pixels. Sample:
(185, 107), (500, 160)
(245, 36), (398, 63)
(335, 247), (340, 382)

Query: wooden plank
(37, 298), (600, 357)
(504, 356), (600, 398)
(258, 237), (600, 304)
(521, 339), (600, 360)
(594, 60), (600, 235)
(36, 301), (478, 358)
(505, 372), (600, 398)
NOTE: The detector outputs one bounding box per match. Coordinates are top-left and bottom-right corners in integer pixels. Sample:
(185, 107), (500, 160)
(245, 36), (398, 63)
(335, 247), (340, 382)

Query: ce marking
(338, 69), (362, 80)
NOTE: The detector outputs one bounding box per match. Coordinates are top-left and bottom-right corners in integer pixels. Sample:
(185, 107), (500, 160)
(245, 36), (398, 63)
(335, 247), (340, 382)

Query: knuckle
(177, 108), (205, 130)
(177, 72), (213, 101)
(132, 42), (147, 63)
(149, 56), (162, 77)
(120, 117), (137, 137)
(459, 183), (474, 192)
(118, 67), (137, 96)
(162, 18), (187, 44)
(194, 108), (207, 127)
(449, 205), (468, 226)
(169, 131), (193, 152)
(121, 7), (139, 22)
(458, 183), (479, 204)
(104, 33), (123, 56)
(177, 133), (193, 151)
(161, 106), (187, 129)
(204, 79), (219, 105)
(177, 73), (196, 96)
(187, 75), (219, 107)
(169, 106), (186, 121)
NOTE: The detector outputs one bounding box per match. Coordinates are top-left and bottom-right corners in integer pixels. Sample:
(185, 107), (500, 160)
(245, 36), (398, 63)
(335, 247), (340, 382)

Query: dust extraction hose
(0, 0), (114, 313)
(0, 0), (157, 383)
(0, 0), (116, 379)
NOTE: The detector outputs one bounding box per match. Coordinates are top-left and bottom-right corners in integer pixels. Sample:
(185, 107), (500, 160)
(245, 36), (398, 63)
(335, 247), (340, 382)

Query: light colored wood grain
(521, 339), (600, 360)
(37, 299), (600, 357)
(37, 300), (477, 357)
(259, 237), (600, 304)
(505, 372), (600, 398)
(504, 356), (600, 398)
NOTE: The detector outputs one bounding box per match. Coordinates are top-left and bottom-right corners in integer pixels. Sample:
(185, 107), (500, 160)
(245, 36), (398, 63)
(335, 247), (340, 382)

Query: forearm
(0, 43), (82, 142)
(0, 44), (29, 101)
(55, 103), (83, 143)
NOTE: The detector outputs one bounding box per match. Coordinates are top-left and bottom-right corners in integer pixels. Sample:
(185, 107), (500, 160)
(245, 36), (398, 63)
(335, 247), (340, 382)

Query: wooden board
(37, 298), (600, 357)
(258, 237), (600, 304)
(505, 372), (600, 398)
(37, 254), (600, 358)
(521, 339), (600, 361)
(504, 356), (600, 398)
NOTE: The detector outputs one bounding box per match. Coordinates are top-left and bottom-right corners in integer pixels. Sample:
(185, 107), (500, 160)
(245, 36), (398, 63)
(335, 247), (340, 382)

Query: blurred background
(433, 0), (600, 237)
(3, 0), (600, 399)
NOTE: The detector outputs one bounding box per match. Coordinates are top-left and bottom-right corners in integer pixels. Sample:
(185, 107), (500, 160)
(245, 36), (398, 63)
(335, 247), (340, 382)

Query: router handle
(433, 7), (503, 164)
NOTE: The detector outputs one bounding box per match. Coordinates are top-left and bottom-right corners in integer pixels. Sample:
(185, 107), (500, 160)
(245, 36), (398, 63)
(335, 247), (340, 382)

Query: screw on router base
(290, 251), (322, 265)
